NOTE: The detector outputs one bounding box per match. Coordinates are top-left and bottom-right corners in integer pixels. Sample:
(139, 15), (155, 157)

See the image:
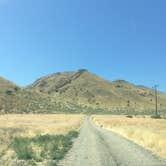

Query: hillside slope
(0, 77), (82, 114)
(0, 77), (19, 91)
(29, 69), (166, 114)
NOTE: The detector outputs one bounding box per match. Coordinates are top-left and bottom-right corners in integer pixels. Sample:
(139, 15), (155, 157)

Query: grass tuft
(11, 137), (35, 160)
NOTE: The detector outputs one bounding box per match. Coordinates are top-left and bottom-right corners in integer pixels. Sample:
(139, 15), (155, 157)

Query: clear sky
(0, 0), (166, 92)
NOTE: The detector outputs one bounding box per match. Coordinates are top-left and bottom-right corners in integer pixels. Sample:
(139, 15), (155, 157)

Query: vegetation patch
(151, 114), (161, 119)
(10, 130), (79, 165)
(126, 115), (133, 118)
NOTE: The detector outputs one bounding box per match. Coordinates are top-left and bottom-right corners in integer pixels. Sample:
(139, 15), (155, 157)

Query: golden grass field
(0, 114), (84, 164)
(92, 115), (166, 159)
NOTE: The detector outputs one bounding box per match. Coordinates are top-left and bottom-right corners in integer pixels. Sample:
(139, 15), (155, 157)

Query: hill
(28, 69), (166, 114)
(0, 77), (82, 114)
(0, 76), (19, 91)
(0, 70), (166, 114)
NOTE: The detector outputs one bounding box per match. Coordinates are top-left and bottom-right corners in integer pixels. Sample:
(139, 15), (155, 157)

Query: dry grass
(0, 114), (84, 164)
(92, 115), (166, 159)
(0, 114), (84, 137)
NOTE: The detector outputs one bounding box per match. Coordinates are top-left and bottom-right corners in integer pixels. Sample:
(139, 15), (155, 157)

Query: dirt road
(58, 117), (166, 166)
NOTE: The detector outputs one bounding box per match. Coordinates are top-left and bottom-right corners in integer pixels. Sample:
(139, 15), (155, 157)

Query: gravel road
(58, 117), (166, 166)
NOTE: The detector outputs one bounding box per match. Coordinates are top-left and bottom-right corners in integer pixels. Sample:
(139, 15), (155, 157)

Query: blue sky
(0, 0), (166, 92)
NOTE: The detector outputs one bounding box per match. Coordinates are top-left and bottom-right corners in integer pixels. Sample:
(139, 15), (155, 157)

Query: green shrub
(151, 114), (161, 119)
(5, 88), (14, 95)
(67, 131), (79, 139)
(126, 115), (133, 118)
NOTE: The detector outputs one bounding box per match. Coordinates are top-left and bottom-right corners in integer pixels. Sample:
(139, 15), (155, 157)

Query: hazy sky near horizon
(0, 0), (166, 92)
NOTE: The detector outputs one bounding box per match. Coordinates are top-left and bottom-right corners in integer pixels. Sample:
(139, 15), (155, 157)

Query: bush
(5, 88), (14, 95)
(66, 131), (79, 139)
(151, 114), (161, 119)
(14, 87), (20, 91)
(126, 115), (133, 118)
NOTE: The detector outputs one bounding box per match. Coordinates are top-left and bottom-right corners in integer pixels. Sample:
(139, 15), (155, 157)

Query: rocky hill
(0, 70), (166, 114)
(28, 69), (166, 114)
(0, 77), (83, 114)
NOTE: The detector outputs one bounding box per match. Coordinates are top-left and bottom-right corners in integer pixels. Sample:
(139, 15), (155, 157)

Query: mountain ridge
(0, 69), (166, 114)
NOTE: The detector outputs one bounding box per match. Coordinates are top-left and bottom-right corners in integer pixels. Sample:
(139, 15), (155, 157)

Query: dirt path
(58, 117), (166, 166)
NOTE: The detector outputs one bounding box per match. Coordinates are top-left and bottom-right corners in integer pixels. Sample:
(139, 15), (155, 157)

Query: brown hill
(28, 69), (166, 114)
(0, 77), (80, 114)
(0, 77), (19, 91)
